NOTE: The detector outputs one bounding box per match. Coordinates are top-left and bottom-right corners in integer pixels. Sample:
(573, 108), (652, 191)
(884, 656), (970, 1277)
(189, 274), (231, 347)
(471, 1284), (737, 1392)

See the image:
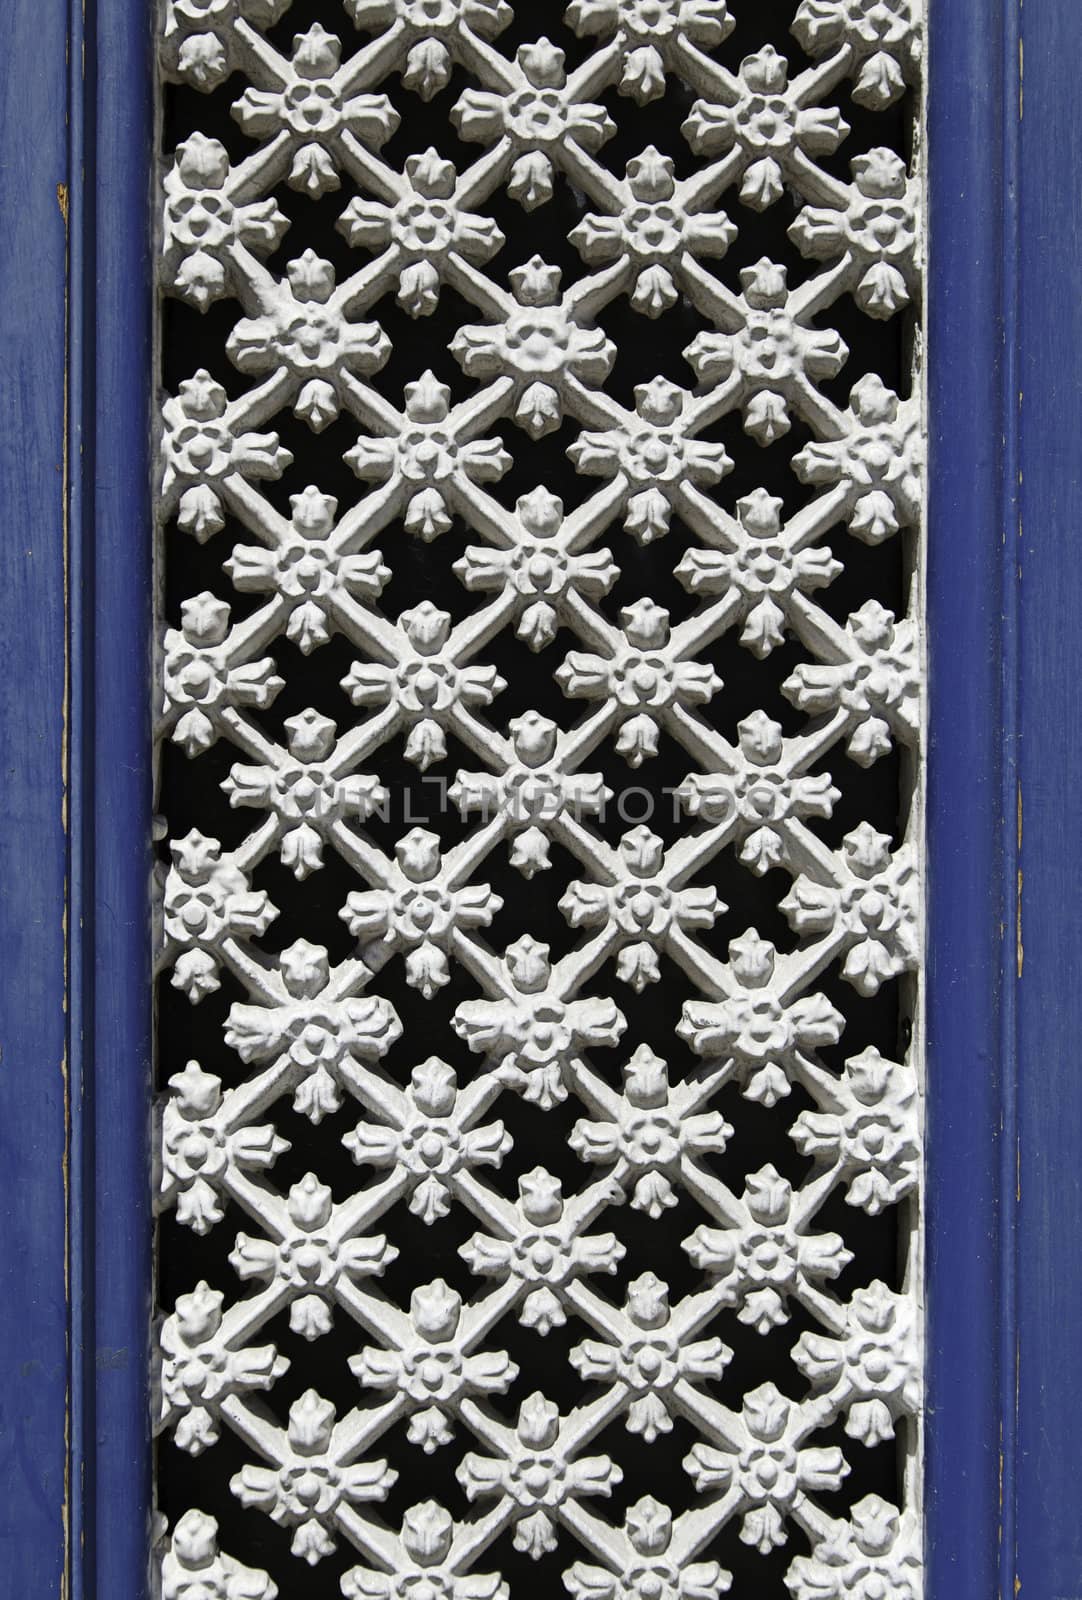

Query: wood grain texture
(926, 2), (1011, 1596)
(0, 0), (153, 1593)
(82, 0), (155, 1596)
(930, 2), (1082, 1596)
(1014, 1), (1082, 1594)
(0, 2), (73, 1594)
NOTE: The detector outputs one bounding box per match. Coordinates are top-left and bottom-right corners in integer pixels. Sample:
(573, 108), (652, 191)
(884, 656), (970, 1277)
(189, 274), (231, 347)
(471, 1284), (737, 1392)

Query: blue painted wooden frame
(0, 4), (76, 1592)
(925, 2), (1012, 1592)
(0, 0), (1078, 1594)
(0, 0), (153, 1594)
(80, 0), (155, 1594)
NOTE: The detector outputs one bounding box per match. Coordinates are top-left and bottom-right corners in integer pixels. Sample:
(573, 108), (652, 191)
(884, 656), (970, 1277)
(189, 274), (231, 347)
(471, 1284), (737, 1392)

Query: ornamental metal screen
(153, 1), (924, 1596)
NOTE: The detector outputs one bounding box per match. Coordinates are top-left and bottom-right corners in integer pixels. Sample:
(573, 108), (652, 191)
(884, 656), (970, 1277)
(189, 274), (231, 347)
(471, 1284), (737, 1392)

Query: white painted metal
(155, 1), (925, 1594)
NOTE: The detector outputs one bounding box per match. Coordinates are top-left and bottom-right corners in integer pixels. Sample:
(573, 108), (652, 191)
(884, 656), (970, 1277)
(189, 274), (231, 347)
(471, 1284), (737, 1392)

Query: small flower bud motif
(159, 1280), (287, 1455)
(348, 372), (512, 541)
(570, 1045), (733, 1217)
(230, 1389), (398, 1565)
(679, 931), (844, 1107)
(453, 41), (615, 210)
(233, 26), (399, 197)
(342, 601), (505, 770)
(350, 1279), (518, 1453)
(566, 0), (733, 104)
(560, 826), (722, 992)
(344, 1057), (513, 1225)
(781, 823), (919, 995)
(565, 1494), (732, 1600)
(685, 261), (849, 444)
(453, 258), (616, 437)
(161, 0), (289, 92)
(570, 151), (737, 315)
(677, 489), (842, 656)
(341, 1500), (508, 1600)
(460, 1168), (624, 1333)
(159, 1060), (288, 1234)
(160, 1509), (277, 1600)
(163, 831), (277, 1003)
(680, 711), (841, 874)
(792, 0), (922, 109)
(683, 47), (849, 210)
(453, 936), (627, 1108)
(558, 600), (722, 767)
(339, 828), (502, 999)
(794, 1281), (920, 1446)
(230, 1173), (397, 1341)
(224, 940), (402, 1122)
(223, 710), (387, 880)
(791, 1046), (920, 1213)
(458, 1392), (622, 1560)
(162, 133), (287, 310)
(160, 369), (292, 540)
(571, 1273), (731, 1442)
(684, 1165), (852, 1332)
(454, 487), (619, 649)
(785, 1495), (922, 1600)
(570, 376), (733, 541)
(794, 374), (922, 542)
(685, 1383), (849, 1554)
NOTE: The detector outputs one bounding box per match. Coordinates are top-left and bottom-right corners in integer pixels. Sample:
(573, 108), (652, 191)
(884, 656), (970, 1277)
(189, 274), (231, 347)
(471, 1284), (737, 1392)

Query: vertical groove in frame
(996, 1), (1021, 1593)
(86, 0), (155, 1595)
(1012, 0), (1082, 1590)
(0, 1), (74, 1594)
(67, 0), (90, 1585)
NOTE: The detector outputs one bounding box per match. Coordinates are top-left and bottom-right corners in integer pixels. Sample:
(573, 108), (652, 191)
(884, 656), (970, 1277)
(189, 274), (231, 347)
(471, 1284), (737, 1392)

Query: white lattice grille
(154, 1), (924, 1596)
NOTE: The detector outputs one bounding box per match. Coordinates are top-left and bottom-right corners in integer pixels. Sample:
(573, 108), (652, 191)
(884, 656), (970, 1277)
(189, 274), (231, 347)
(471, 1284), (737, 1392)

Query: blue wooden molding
(0, 1), (73, 1592)
(76, 0), (155, 1596)
(1012, 2), (1082, 1593)
(0, 0), (159, 1594)
(925, 0), (1014, 1593)
(929, 2), (1082, 1596)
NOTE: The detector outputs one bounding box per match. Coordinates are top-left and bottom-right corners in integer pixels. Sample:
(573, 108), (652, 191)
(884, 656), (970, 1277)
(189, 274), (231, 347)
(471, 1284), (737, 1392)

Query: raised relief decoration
(155, 0), (924, 1596)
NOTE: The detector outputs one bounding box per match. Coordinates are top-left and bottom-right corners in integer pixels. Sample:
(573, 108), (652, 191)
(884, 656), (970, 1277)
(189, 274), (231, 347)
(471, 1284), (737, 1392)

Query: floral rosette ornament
(454, 936), (627, 1107)
(457, 1392), (622, 1560)
(341, 1501), (508, 1600)
(451, 257), (616, 438)
(162, 132), (288, 309)
(452, 40), (615, 209)
(792, 0), (922, 109)
(566, 0), (734, 103)
(683, 46), (849, 211)
(786, 1496), (922, 1600)
(685, 1383), (849, 1554)
(160, 1510), (277, 1600)
(346, 0), (513, 102)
